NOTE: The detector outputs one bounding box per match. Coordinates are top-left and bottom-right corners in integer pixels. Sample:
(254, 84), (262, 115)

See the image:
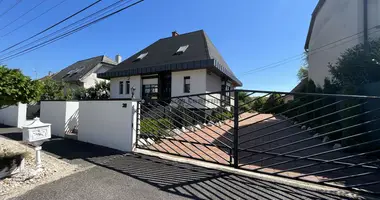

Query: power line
(0, 0), (144, 63)
(0, 0), (47, 32)
(239, 25), (380, 76)
(0, 0), (130, 59)
(0, 0), (68, 38)
(0, 0), (103, 53)
(0, 0), (23, 19)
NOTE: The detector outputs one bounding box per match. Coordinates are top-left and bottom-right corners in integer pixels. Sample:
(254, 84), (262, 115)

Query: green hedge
(140, 118), (173, 137)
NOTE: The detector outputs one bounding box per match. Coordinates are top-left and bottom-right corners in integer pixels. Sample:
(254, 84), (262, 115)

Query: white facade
(0, 103), (27, 128)
(109, 69), (233, 109)
(78, 100), (137, 152)
(171, 69), (207, 97)
(40, 101), (79, 137)
(81, 65), (112, 89)
(110, 75), (141, 99)
(307, 0), (380, 87)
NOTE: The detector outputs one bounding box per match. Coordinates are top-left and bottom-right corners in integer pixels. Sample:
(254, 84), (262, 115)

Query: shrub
(140, 118), (173, 138)
(213, 111), (233, 121)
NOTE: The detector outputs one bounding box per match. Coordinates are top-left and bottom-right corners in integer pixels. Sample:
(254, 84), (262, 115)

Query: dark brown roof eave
(97, 59), (242, 86)
(305, 0), (326, 51)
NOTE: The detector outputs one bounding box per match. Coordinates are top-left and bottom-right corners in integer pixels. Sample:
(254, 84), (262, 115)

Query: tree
(40, 77), (72, 100)
(0, 66), (42, 108)
(74, 81), (110, 100)
(297, 66), (308, 81)
(328, 38), (380, 92)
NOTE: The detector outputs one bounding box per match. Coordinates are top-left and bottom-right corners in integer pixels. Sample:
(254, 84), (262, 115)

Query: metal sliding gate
(136, 89), (380, 195)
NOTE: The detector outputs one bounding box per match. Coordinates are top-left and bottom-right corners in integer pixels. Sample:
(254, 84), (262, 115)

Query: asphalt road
(0, 126), (350, 200)
(10, 153), (348, 200)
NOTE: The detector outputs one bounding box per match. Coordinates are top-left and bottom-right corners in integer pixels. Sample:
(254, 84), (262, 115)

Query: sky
(0, 0), (317, 92)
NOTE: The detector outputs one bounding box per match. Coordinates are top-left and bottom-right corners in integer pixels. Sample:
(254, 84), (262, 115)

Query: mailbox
(22, 117), (51, 143)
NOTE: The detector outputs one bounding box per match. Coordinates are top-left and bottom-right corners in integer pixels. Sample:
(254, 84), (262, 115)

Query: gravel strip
(0, 137), (79, 199)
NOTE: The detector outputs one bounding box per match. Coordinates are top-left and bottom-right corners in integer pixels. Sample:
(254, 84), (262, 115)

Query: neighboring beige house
(305, 0), (380, 87)
(98, 30), (242, 108)
(52, 55), (118, 89)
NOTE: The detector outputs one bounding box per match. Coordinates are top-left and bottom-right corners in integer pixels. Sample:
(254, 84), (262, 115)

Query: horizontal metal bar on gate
(141, 103), (232, 162)
(239, 94), (285, 115)
(175, 96), (234, 132)
(151, 101), (234, 146)
(271, 143), (380, 175)
(142, 102), (231, 146)
(321, 171), (380, 184)
(139, 105), (217, 159)
(139, 147), (232, 166)
(238, 101), (368, 152)
(189, 94), (234, 115)
(238, 94), (310, 123)
(160, 89), (237, 100)
(139, 133), (233, 151)
(236, 161), (378, 194)
(238, 93), (271, 110)
(239, 106), (380, 162)
(140, 105), (226, 163)
(238, 98), (336, 140)
(346, 180), (380, 188)
(240, 136), (380, 172)
(238, 97), (329, 136)
(238, 116), (380, 166)
(236, 89), (380, 99)
(295, 156), (380, 180)
(236, 147), (378, 170)
(136, 117), (189, 157)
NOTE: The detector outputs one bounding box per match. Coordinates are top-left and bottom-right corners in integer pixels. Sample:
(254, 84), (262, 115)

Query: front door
(160, 72), (171, 101)
(142, 77), (159, 102)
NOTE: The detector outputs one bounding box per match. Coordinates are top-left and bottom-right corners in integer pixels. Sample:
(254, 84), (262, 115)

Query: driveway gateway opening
(135, 89), (380, 196)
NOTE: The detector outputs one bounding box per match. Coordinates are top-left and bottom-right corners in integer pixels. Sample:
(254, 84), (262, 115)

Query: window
(174, 45), (189, 55)
(221, 82), (231, 106)
(119, 81), (123, 94)
(184, 76), (190, 93)
(142, 84), (158, 100)
(126, 81), (130, 94)
(133, 52), (148, 62)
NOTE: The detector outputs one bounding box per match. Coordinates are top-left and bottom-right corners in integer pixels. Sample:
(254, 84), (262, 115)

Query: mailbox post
(22, 117), (51, 170)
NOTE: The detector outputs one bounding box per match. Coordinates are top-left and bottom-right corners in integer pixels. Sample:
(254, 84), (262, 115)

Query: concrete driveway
(0, 125), (353, 200)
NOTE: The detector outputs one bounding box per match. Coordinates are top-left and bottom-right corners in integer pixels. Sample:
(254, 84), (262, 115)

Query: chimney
(115, 54), (122, 64)
(172, 31), (179, 37)
(48, 71), (52, 76)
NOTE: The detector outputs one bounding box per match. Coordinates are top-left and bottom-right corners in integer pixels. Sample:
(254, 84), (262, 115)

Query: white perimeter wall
(110, 75), (141, 99)
(78, 100), (137, 152)
(40, 101), (79, 137)
(0, 103), (26, 128)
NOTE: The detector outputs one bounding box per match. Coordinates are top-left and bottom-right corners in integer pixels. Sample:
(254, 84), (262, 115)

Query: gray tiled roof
(53, 55), (116, 82)
(98, 30), (242, 86)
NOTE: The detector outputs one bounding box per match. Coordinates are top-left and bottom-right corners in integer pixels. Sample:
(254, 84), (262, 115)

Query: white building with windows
(98, 30), (242, 108)
(305, 0), (380, 87)
(52, 55), (118, 89)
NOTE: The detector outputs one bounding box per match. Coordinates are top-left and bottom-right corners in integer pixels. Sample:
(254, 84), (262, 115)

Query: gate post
(134, 101), (140, 149)
(233, 90), (239, 168)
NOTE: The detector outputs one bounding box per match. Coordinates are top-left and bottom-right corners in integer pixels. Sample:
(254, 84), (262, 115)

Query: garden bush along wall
(258, 79), (379, 154)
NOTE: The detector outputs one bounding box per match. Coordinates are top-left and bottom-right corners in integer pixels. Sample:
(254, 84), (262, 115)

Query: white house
(52, 55), (118, 89)
(98, 30), (242, 108)
(305, 0), (380, 87)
